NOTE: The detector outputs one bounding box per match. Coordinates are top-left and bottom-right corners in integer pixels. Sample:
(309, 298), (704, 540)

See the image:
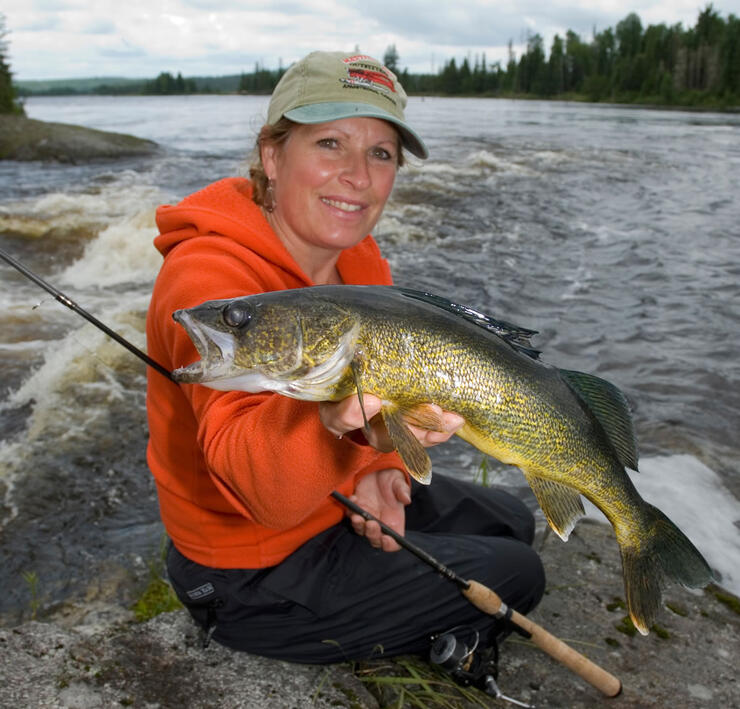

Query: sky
(3, 0), (740, 82)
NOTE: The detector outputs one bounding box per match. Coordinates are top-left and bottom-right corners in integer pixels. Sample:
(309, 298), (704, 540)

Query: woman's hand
(319, 394), (464, 451)
(349, 468), (411, 552)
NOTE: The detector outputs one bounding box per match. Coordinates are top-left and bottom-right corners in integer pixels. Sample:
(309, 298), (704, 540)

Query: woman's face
(261, 117), (399, 266)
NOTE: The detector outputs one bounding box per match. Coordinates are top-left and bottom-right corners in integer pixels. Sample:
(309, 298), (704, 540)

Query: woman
(146, 50), (544, 662)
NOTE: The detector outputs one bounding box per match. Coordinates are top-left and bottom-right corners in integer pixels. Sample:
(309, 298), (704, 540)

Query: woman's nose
(340, 151), (371, 190)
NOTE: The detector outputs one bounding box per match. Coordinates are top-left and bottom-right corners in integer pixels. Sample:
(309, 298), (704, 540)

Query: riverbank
(0, 114), (158, 162)
(1, 520), (737, 708)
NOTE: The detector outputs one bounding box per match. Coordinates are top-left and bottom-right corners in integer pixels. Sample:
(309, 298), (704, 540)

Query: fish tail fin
(620, 504), (713, 635)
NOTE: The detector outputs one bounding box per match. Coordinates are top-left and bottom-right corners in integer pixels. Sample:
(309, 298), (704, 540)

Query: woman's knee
(475, 538), (546, 615)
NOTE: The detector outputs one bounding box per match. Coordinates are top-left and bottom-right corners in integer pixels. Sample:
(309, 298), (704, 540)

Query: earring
(264, 179), (276, 213)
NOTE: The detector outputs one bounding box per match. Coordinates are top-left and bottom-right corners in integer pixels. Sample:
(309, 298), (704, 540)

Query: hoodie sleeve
(148, 232), (404, 531)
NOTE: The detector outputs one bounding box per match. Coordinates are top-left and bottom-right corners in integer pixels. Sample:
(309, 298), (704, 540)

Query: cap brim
(284, 102), (428, 159)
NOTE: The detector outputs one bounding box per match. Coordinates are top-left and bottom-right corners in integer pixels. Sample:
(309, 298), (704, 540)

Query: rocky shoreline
(0, 114), (158, 163)
(1, 519), (737, 708)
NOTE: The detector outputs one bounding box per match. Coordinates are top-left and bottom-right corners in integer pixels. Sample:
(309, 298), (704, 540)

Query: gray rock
(0, 612), (378, 708)
(0, 114), (158, 163)
(1, 520), (738, 708)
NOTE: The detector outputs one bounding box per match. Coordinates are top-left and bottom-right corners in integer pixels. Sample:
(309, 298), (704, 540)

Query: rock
(0, 114), (158, 163)
(493, 520), (740, 709)
(0, 611), (378, 708)
(1, 519), (737, 708)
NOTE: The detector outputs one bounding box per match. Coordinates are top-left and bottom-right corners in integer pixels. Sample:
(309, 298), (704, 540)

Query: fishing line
(0, 246), (622, 698)
(0, 247), (174, 382)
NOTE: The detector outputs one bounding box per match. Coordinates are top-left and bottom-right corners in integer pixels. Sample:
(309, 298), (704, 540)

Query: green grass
(354, 656), (493, 708)
(130, 536), (183, 623)
(130, 576), (183, 623)
(22, 570), (41, 620)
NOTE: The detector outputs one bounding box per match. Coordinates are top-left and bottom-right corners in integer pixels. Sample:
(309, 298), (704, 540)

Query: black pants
(167, 474), (545, 663)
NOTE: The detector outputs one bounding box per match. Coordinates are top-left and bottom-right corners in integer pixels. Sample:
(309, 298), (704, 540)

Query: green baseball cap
(267, 51), (428, 159)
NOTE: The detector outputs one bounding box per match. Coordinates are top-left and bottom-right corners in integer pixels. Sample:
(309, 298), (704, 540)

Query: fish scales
(171, 284), (713, 635)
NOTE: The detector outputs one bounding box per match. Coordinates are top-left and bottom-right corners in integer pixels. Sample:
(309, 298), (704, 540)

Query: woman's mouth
(321, 197), (364, 213)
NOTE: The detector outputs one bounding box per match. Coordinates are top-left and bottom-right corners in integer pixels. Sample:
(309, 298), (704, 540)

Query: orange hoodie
(146, 177), (404, 568)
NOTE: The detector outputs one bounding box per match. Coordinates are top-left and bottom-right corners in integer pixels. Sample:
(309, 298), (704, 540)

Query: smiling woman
(145, 49), (544, 665)
(259, 118), (400, 283)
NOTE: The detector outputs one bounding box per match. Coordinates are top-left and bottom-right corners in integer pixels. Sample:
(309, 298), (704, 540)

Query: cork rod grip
(462, 580), (622, 698)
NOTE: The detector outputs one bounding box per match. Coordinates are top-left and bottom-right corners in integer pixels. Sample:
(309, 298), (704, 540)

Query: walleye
(172, 285), (713, 634)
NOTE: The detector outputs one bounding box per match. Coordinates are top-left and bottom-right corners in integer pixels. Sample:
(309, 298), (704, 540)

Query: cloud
(97, 45), (148, 59)
(5, 0), (740, 80)
(17, 17), (61, 32)
(82, 20), (117, 35)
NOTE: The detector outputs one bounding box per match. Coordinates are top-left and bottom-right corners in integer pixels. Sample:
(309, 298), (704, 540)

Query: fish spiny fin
(381, 404), (432, 485)
(524, 474), (585, 541)
(559, 369), (639, 471)
(393, 287), (541, 359)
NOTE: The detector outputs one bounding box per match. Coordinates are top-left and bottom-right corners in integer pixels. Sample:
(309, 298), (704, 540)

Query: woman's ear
(261, 141), (278, 181)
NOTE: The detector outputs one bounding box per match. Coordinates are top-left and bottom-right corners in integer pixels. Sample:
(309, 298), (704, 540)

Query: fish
(171, 284), (714, 634)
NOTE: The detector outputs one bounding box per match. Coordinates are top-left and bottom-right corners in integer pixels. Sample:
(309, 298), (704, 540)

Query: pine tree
(0, 13), (22, 114)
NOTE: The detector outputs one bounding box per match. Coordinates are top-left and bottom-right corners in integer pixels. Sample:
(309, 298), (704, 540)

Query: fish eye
(222, 302), (251, 328)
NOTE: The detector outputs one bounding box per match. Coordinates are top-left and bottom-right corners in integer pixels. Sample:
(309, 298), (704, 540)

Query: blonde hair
(248, 117), (406, 207)
(249, 118), (295, 207)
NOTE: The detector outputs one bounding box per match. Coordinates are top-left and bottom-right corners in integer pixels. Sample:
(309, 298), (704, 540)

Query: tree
(547, 34), (566, 95)
(0, 13), (22, 114)
(720, 14), (740, 96)
(616, 13), (643, 58)
(383, 44), (400, 74)
(519, 33), (546, 94)
(564, 30), (591, 91)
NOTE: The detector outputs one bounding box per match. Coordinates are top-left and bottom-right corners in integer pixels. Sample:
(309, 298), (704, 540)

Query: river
(1, 94), (739, 624)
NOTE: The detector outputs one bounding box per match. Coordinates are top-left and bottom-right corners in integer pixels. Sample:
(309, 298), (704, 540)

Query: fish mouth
(171, 309), (237, 384)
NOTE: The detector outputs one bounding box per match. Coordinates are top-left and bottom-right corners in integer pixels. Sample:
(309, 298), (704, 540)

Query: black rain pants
(166, 474), (545, 663)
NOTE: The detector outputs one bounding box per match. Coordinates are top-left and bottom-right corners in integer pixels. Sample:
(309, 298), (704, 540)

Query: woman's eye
(317, 138), (338, 149)
(372, 147), (393, 161)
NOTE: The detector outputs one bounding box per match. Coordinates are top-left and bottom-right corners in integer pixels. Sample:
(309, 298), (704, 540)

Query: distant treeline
(9, 5), (740, 109)
(412, 5), (740, 107)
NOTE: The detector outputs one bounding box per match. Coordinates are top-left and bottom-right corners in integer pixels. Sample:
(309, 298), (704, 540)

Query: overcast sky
(4, 1), (739, 81)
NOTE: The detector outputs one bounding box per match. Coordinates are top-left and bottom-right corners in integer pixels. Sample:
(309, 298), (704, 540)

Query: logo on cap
(341, 55), (397, 99)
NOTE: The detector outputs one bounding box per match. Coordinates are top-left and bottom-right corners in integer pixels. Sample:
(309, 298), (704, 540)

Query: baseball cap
(267, 51), (428, 159)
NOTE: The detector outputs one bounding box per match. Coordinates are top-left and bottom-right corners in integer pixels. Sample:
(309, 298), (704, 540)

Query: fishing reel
(429, 626), (534, 708)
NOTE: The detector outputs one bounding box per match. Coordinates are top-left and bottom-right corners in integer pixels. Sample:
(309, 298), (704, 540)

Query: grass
(473, 456), (499, 488)
(354, 656), (494, 708)
(130, 536), (183, 623)
(22, 570), (41, 620)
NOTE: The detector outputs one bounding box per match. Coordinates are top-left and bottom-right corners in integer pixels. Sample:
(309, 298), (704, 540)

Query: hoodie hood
(155, 178), (293, 272)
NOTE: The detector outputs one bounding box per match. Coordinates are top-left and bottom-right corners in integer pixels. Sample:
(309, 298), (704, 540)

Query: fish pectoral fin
(401, 403), (446, 432)
(349, 360), (371, 434)
(381, 404), (433, 485)
(524, 474), (585, 541)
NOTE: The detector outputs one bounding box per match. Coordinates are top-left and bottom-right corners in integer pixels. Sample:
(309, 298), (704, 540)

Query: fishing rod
(332, 491), (621, 697)
(0, 247), (174, 382)
(1, 247), (622, 698)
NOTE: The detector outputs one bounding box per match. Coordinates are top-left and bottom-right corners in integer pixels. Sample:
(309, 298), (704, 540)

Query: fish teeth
(322, 198), (362, 212)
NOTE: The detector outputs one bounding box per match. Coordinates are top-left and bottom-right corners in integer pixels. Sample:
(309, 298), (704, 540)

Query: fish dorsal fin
(381, 403), (432, 484)
(559, 369), (639, 471)
(523, 473), (585, 541)
(393, 287), (541, 360)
